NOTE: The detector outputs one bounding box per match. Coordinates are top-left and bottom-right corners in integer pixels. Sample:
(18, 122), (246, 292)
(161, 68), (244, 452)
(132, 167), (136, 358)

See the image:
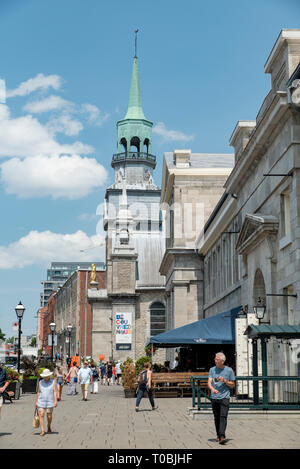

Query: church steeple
(124, 57), (145, 120)
(112, 33), (157, 188)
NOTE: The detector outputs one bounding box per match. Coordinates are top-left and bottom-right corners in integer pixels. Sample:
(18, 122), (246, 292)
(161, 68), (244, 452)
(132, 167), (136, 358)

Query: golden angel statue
(90, 263), (97, 282)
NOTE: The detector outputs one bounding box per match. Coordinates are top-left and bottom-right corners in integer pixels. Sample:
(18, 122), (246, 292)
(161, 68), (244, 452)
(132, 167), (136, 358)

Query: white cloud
(6, 73), (62, 98)
(23, 95), (71, 114)
(78, 212), (98, 222)
(0, 230), (105, 269)
(0, 104), (92, 158)
(81, 103), (109, 127)
(1, 154), (108, 199)
(153, 122), (194, 142)
(46, 113), (83, 137)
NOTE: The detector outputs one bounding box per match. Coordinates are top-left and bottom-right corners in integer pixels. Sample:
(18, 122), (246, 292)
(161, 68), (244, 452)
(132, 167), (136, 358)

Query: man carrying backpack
(135, 362), (158, 412)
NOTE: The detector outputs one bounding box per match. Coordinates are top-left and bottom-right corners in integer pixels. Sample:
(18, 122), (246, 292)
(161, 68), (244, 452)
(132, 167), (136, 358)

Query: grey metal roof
(244, 324), (300, 338)
(164, 152), (234, 169)
(133, 232), (165, 287)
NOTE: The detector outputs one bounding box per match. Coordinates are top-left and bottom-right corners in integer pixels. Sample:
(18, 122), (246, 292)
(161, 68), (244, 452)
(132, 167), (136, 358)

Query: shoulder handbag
(32, 408), (40, 428)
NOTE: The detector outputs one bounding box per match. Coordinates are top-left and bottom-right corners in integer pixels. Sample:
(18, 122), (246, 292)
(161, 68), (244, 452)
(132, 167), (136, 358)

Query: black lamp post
(50, 322), (56, 364)
(15, 301), (25, 373)
(67, 324), (72, 360)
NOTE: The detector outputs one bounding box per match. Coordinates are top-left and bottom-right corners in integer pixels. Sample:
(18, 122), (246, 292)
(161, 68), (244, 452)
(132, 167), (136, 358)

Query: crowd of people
(1, 352), (235, 444)
(32, 358), (124, 436)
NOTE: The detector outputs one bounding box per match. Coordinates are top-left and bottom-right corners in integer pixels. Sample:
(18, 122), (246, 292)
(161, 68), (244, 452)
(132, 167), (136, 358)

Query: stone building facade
(159, 149), (234, 361)
(53, 269), (105, 359)
(196, 29), (300, 379)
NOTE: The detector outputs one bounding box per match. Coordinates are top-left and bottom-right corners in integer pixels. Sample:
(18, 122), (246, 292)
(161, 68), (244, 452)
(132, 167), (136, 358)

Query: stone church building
(88, 55), (166, 362)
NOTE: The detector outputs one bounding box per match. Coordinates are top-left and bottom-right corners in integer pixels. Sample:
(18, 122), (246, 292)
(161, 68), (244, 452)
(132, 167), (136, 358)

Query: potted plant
(20, 356), (39, 393)
(121, 358), (137, 398)
(5, 368), (21, 400)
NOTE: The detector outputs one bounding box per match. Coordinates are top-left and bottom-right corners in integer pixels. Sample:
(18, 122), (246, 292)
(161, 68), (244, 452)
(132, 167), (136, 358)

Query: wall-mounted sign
(115, 312), (132, 351)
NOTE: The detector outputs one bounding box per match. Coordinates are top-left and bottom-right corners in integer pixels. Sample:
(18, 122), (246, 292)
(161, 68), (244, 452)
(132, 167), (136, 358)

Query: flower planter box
(7, 381), (21, 399)
(22, 378), (38, 394)
(124, 389), (136, 398)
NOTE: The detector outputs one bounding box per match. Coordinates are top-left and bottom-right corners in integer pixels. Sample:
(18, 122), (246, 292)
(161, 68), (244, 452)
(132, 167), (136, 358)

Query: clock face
(291, 84), (300, 107)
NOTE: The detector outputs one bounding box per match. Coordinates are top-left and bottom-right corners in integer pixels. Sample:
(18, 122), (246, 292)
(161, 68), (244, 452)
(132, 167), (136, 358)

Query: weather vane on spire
(134, 29), (139, 58)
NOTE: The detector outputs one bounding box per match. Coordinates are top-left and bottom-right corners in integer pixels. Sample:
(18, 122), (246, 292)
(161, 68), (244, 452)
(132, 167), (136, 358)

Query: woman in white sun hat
(35, 368), (57, 436)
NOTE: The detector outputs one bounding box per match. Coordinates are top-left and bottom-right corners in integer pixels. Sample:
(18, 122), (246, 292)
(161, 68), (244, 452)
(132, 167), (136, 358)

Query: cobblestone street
(1, 384), (300, 450)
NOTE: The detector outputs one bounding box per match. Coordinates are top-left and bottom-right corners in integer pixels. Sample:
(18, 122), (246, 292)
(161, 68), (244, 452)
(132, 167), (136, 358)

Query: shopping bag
(32, 408), (40, 428)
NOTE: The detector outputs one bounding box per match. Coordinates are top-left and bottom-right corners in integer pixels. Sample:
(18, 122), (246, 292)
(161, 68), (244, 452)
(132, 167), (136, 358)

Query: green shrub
(5, 367), (21, 382)
(135, 356), (152, 376)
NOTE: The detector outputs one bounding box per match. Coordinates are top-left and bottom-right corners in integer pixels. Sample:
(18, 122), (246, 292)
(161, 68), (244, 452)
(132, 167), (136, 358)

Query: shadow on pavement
(0, 433), (12, 437)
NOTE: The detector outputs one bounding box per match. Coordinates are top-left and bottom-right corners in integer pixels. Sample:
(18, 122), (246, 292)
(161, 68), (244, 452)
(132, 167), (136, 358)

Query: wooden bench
(152, 372), (208, 398)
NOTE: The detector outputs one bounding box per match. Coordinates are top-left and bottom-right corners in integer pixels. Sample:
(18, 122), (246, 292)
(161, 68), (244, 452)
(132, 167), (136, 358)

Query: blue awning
(146, 306), (242, 347)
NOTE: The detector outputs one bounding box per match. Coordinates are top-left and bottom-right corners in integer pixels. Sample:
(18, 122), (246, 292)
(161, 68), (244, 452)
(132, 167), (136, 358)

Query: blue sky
(0, 0), (299, 339)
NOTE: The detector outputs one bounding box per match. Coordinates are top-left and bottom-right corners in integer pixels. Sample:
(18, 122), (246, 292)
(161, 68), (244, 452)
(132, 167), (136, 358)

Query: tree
(0, 328), (6, 342)
(30, 337), (37, 347)
(5, 337), (14, 344)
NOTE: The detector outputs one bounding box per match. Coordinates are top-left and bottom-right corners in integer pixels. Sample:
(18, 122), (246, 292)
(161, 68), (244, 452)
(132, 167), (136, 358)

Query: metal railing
(112, 152), (156, 163)
(191, 375), (300, 410)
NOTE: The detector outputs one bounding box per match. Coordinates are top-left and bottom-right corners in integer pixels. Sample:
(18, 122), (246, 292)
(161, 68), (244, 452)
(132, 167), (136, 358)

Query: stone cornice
(225, 91), (288, 194)
(160, 168), (232, 205)
(159, 247), (200, 276)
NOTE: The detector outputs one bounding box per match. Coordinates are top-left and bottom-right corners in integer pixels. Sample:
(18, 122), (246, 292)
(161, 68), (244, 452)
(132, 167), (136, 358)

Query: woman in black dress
(106, 361), (113, 386)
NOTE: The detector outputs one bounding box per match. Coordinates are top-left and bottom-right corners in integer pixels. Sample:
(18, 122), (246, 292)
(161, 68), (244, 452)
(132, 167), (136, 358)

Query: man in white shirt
(78, 361), (92, 401)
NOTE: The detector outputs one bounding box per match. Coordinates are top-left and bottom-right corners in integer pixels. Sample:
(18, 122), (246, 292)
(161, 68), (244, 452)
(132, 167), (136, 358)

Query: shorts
(57, 378), (64, 386)
(38, 407), (53, 414)
(117, 374), (121, 378)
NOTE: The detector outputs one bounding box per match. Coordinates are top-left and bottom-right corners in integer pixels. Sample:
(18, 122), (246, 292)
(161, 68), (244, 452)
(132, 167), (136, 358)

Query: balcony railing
(112, 152), (156, 163)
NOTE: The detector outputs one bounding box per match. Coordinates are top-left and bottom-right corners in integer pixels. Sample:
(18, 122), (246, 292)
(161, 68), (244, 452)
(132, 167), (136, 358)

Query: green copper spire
(124, 56), (145, 120)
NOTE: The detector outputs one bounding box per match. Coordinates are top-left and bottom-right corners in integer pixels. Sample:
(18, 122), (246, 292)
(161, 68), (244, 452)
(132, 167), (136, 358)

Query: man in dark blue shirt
(208, 352), (235, 445)
(0, 360), (9, 417)
(0, 361), (9, 391)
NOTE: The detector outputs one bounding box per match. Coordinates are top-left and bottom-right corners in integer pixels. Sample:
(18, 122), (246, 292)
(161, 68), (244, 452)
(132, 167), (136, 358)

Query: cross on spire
(134, 29), (139, 58)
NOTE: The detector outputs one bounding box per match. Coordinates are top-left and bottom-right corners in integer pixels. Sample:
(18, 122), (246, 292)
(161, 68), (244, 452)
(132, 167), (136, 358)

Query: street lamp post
(15, 301), (25, 373)
(67, 324), (72, 360)
(49, 322), (56, 364)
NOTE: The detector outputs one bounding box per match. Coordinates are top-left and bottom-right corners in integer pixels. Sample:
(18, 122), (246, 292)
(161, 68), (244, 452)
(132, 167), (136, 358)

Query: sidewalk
(1, 383), (300, 449)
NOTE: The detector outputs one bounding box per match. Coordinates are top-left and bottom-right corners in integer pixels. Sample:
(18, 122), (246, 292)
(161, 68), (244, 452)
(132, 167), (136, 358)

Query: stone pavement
(1, 383), (300, 450)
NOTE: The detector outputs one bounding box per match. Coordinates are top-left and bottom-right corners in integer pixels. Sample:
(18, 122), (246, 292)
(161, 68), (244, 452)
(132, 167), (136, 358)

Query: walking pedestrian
(35, 369), (57, 436)
(208, 352), (235, 445)
(90, 363), (99, 394)
(66, 361), (78, 395)
(112, 363), (116, 385)
(0, 360), (9, 420)
(106, 361), (112, 386)
(100, 363), (106, 385)
(55, 366), (66, 401)
(135, 362), (158, 412)
(78, 361), (92, 401)
(115, 360), (122, 385)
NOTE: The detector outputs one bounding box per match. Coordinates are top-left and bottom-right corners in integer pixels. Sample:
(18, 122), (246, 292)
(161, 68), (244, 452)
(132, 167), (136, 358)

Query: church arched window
(150, 301), (166, 336)
(120, 138), (127, 153)
(130, 136), (140, 154)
